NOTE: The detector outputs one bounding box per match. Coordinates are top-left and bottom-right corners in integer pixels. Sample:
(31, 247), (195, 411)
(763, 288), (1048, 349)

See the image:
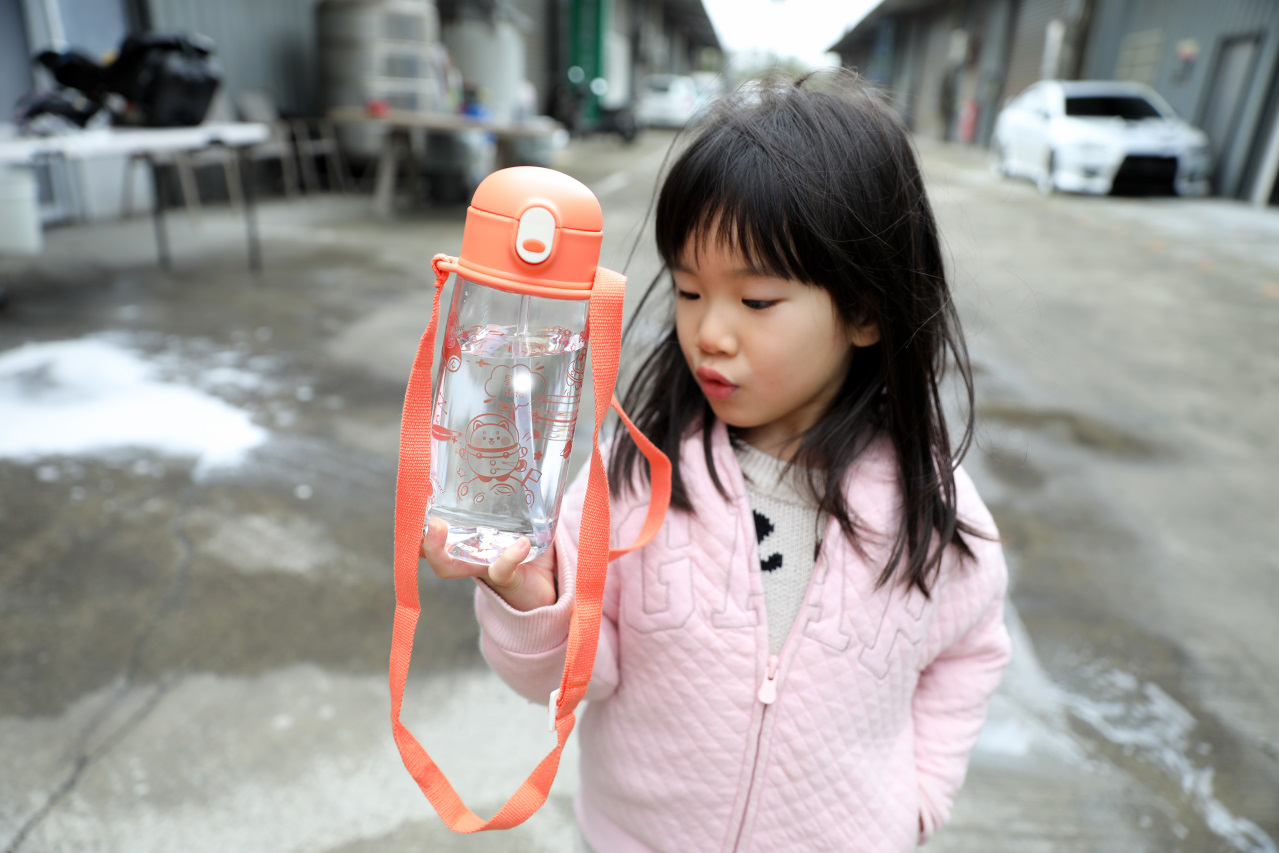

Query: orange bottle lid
(439, 167), (604, 300)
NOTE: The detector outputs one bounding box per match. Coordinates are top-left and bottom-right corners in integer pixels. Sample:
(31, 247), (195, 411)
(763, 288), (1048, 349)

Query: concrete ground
(1, 129), (1276, 853)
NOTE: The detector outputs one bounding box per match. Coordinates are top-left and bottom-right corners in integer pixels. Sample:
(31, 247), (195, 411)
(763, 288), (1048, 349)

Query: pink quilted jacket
(474, 422), (1011, 852)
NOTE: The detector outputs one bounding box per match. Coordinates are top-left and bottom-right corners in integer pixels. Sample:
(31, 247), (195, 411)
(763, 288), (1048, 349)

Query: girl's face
(673, 238), (879, 459)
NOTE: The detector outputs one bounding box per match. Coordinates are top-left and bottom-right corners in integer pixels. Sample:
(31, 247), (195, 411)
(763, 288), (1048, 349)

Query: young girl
(422, 70), (1011, 852)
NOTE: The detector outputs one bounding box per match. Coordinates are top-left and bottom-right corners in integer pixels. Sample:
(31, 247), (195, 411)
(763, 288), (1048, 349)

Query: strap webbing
(388, 255), (670, 832)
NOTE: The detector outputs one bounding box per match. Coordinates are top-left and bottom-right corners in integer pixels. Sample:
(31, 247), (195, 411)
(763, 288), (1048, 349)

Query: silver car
(635, 75), (702, 129)
(990, 80), (1213, 196)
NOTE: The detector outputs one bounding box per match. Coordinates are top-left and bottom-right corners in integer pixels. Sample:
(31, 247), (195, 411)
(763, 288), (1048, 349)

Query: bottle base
(442, 524), (549, 565)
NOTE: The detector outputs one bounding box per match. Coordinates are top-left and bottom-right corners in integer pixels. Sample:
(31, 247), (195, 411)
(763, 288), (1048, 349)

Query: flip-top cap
(452, 167), (603, 298)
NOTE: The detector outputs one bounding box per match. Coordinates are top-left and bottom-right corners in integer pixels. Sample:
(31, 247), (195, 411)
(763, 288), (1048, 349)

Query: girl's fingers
(422, 521), (553, 611)
(424, 521), (439, 560)
(420, 518), (483, 579)
(486, 537), (532, 591)
(421, 519), (537, 595)
(420, 517), (446, 561)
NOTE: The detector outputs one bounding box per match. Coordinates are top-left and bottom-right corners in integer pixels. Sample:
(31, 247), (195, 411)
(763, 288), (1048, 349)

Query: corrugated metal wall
(147, 0), (325, 116)
(1083, 0), (1278, 120)
(839, 36), (875, 79)
(912, 11), (955, 139)
(891, 15), (929, 122)
(975, 0), (1016, 145)
(1001, 0), (1067, 102)
(1082, 0), (1279, 198)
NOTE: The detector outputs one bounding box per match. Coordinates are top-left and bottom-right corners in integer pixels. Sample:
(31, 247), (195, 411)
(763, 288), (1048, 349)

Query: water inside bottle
(429, 322), (587, 564)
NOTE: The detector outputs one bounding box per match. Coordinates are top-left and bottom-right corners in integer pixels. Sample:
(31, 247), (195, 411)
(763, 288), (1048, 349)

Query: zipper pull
(757, 655), (780, 705)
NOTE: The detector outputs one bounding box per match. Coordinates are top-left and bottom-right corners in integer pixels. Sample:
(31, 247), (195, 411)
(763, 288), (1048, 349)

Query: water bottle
(427, 167), (600, 563)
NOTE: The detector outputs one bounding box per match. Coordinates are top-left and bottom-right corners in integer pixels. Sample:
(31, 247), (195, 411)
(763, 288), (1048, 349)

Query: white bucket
(0, 169), (43, 255)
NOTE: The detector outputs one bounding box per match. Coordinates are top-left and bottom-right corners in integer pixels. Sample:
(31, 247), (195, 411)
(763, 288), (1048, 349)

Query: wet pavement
(1, 129), (1276, 852)
(928, 140), (1279, 852)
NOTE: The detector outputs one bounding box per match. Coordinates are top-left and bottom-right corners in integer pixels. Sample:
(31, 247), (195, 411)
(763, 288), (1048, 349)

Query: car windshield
(1065, 95), (1163, 120)
(646, 78), (673, 93)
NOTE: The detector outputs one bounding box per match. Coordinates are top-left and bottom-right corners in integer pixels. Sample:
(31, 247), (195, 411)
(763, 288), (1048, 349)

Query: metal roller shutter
(1001, 0), (1065, 102)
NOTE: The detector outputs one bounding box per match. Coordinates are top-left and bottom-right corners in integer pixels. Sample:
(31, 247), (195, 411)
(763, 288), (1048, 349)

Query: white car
(990, 80), (1213, 196)
(635, 74), (701, 129)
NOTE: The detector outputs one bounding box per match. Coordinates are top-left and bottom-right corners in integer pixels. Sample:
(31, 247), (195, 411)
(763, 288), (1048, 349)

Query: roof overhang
(665, 0), (721, 51)
(828, 0), (941, 54)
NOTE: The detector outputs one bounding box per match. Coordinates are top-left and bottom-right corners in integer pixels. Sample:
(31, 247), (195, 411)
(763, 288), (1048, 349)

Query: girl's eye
(742, 299), (778, 310)
(675, 289), (700, 301)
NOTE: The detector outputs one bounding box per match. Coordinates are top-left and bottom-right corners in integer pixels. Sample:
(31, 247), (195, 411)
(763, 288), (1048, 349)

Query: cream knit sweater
(733, 441), (824, 654)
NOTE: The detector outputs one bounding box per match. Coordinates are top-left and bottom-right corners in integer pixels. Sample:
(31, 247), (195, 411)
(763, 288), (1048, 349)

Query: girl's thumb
(488, 537), (531, 590)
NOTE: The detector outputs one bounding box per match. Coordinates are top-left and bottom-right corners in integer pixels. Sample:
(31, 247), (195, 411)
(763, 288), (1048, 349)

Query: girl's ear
(849, 322), (881, 347)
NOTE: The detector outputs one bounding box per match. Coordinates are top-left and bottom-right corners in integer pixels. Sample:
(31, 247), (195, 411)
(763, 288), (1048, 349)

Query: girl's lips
(695, 366), (738, 400)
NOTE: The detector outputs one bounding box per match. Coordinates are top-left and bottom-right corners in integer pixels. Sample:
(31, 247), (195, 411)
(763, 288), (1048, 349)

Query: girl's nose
(696, 308), (736, 356)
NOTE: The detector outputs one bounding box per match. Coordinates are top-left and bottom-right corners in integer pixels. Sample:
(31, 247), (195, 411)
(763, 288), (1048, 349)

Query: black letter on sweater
(753, 510), (774, 544)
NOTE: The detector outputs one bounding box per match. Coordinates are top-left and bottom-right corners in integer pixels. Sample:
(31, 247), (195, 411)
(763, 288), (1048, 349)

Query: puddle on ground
(991, 488), (1279, 852)
(1055, 651), (1278, 853)
(976, 381), (1278, 850)
(0, 446), (483, 720)
(0, 253), (489, 720)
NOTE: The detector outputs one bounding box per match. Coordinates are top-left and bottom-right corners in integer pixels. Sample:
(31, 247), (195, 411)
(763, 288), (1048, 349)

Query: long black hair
(609, 69), (986, 596)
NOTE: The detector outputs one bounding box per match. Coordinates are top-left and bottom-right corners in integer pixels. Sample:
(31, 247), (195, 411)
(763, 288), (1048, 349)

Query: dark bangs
(653, 108), (816, 287)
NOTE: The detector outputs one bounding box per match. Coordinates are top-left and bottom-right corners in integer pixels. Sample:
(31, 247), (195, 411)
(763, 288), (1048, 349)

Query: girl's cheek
(674, 328), (697, 367)
(675, 313), (698, 354)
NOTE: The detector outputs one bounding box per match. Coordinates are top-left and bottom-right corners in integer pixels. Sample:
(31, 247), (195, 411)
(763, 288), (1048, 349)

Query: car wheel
(1037, 151), (1056, 195)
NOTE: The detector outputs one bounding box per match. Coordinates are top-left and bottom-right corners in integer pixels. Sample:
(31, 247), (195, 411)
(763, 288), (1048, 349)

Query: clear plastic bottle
(424, 166), (604, 564)
(428, 277), (588, 562)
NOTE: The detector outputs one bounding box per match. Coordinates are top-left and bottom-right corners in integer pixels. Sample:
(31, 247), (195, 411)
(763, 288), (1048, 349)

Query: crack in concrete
(5, 486), (197, 853)
(5, 679), (176, 853)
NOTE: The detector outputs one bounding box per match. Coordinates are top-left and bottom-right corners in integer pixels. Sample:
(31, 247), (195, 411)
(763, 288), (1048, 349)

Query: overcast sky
(701, 0), (879, 68)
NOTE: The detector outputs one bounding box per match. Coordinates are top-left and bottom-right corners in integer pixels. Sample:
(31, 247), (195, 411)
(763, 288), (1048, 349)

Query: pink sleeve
(473, 457), (624, 704)
(473, 576), (572, 705)
(914, 474), (1013, 844)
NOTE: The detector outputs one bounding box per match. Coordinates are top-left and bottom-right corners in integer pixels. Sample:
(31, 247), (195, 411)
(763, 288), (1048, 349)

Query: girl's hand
(419, 517), (558, 612)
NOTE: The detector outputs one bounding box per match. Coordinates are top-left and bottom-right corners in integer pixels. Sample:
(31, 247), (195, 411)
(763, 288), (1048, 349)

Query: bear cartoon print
(456, 412), (540, 506)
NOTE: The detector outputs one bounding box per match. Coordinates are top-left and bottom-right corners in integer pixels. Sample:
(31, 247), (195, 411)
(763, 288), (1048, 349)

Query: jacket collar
(678, 418), (900, 525)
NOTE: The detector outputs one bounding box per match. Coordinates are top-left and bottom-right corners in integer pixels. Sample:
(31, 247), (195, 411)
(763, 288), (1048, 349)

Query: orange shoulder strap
(388, 257), (670, 831)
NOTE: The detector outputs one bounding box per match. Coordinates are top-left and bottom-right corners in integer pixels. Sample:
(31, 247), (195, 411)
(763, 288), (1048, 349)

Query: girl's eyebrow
(670, 259), (777, 278)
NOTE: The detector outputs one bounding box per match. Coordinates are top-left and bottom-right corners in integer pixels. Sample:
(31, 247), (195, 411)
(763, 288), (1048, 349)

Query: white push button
(516, 206), (556, 264)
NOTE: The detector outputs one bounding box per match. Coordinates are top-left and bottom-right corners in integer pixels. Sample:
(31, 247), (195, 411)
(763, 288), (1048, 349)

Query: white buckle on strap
(548, 687), (561, 733)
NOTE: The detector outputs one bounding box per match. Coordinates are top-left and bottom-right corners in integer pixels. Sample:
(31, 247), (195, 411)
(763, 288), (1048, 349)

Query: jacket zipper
(732, 654), (780, 852)
(757, 654), (780, 705)
(725, 465), (833, 851)
(728, 520), (833, 851)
